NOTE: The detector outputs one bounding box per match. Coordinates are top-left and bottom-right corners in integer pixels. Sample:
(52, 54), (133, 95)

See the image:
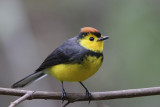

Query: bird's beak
(97, 36), (109, 41)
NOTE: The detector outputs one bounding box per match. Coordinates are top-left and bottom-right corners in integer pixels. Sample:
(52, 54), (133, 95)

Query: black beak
(97, 36), (109, 41)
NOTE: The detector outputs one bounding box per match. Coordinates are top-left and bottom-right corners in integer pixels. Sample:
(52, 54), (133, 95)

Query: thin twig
(0, 87), (160, 106)
(62, 101), (71, 107)
(9, 91), (33, 107)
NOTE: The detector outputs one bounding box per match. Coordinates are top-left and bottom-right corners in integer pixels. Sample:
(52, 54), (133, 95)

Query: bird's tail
(12, 72), (47, 88)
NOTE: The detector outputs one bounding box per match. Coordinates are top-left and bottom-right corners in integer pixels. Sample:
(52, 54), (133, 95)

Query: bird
(11, 27), (109, 102)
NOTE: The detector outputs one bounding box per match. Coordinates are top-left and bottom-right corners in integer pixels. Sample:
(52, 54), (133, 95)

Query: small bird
(12, 27), (109, 102)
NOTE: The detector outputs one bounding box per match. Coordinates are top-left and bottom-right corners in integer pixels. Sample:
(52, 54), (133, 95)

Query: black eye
(89, 37), (94, 41)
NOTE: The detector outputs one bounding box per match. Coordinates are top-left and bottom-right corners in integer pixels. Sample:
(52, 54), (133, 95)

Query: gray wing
(36, 37), (85, 72)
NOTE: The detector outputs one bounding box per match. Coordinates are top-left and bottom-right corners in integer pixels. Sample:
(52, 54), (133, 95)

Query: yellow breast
(48, 55), (103, 82)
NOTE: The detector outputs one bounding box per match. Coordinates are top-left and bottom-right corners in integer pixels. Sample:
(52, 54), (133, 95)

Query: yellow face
(79, 33), (104, 53)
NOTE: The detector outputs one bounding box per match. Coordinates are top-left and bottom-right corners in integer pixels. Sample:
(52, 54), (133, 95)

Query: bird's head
(78, 27), (109, 53)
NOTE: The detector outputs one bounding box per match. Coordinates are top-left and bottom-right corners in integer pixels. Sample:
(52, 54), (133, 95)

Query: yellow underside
(47, 56), (103, 82)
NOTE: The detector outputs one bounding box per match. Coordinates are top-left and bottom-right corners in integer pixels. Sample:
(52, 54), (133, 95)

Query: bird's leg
(79, 82), (92, 103)
(61, 81), (67, 103)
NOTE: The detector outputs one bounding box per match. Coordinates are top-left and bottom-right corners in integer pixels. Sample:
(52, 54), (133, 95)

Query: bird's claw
(61, 89), (67, 103)
(86, 90), (92, 104)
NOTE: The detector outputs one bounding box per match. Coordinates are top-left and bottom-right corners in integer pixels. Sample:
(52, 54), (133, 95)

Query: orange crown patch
(81, 27), (99, 33)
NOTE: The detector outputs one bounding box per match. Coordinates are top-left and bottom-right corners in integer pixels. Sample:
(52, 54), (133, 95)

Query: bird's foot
(61, 89), (67, 103)
(86, 89), (92, 104)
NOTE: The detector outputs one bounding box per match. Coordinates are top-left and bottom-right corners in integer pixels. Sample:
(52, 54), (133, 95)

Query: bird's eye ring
(89, 37), (94, 41)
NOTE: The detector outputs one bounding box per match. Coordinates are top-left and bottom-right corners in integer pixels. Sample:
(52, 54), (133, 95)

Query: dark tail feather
(12, 72), (46, 88)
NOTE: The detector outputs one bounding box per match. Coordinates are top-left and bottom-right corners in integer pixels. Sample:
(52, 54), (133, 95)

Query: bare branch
(1, 87), (160, 106)
(9, 91), (33, 107)
(62, 101), (71, 107)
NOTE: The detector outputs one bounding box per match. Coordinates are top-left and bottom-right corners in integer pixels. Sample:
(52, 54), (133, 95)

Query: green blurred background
(0, 0), (160, 107)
